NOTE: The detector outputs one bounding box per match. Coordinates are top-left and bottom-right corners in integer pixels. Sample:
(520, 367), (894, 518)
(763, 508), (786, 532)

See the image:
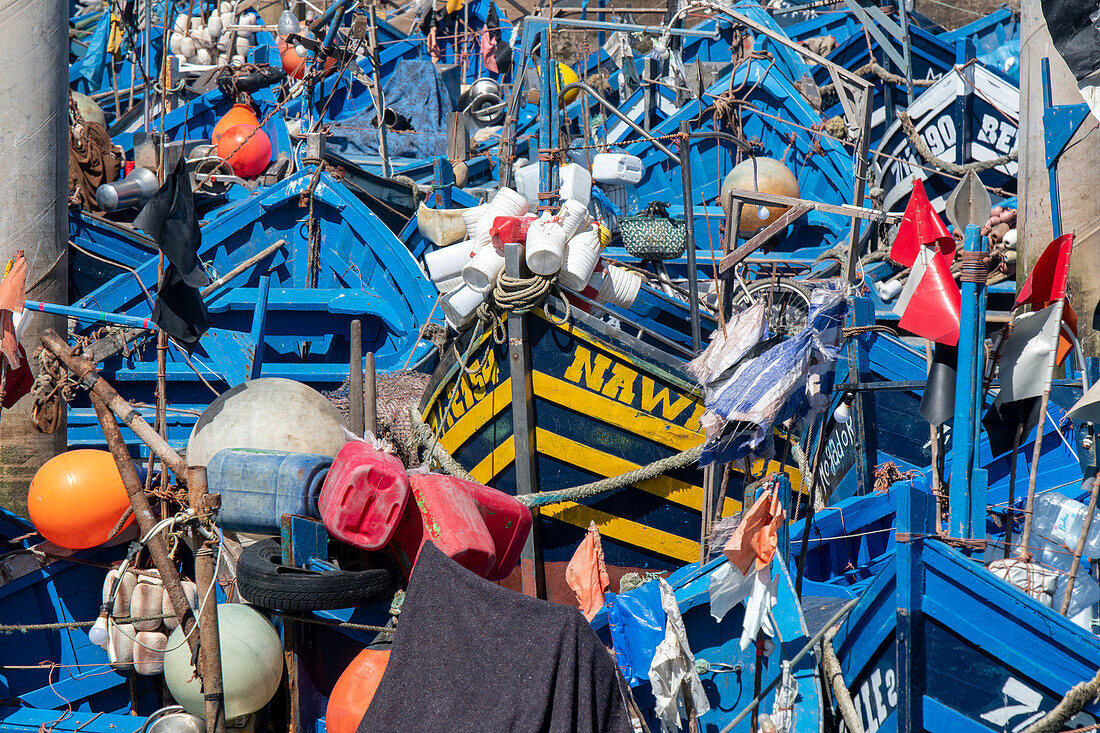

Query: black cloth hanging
(1042, 0), (1100, 81)
(135, 159), (210, 348)
(357, 542), (632, 733)
(135, 157), (207, 288)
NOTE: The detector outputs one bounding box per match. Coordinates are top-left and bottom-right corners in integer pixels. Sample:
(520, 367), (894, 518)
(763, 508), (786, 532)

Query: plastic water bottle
(1031, 487), (1100, 557)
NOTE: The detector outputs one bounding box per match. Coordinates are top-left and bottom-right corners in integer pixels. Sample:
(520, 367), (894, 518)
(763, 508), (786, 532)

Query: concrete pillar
(1019, 0), (1100, 355)
(0, 0), (69, 515)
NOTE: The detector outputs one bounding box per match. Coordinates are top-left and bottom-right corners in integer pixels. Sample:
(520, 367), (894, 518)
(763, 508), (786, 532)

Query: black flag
(135, 158), (210, 348)
(920, 344), (957, 426)
(983, 397), (1042, 459)
(135, 157), (207, 287)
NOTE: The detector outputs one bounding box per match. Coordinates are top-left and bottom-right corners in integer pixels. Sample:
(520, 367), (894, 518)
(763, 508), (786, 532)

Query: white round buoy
(164, 604), (284, 719)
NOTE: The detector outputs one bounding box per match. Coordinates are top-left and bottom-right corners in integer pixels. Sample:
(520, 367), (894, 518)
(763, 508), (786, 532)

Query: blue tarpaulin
(605, 582), (665, 687)
(329, 58), (453, 161)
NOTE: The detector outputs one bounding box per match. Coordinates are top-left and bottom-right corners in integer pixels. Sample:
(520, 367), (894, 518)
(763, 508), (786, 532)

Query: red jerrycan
(318, 440), (411, 550)
(390, 473), (497, 578)
(466, 482), (533, 581)
(389, 474), (532, 580)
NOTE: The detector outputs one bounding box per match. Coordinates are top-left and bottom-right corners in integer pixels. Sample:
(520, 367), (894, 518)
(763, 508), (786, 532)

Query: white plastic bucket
(463, 246), (506, 293)
(559, 228), (602, 291)
(434, 274), (465, 294)
(425, 241), (475, 283)
(525, 219), (567, 275)
(462, 205), (489, 238)
(491, 187), (529, 217)
(599, 265), (642, 308)
(558, 199), (590, 240)
(441, 284), (486, 329)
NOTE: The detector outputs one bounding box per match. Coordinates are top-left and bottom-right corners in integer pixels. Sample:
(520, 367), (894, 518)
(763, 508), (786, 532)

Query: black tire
(236, 539), (398, 612)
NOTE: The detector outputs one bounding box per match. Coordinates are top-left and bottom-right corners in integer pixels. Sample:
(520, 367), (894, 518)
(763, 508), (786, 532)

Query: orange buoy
(28, 449), (134, 549)
(281, 43), (337, 80)
(325, 649), (390, 733)
(211, 103), (260, 145)
(217, 124), (272, 178)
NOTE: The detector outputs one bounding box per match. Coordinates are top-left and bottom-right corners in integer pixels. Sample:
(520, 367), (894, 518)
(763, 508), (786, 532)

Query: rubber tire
(236, 539), (398, 612)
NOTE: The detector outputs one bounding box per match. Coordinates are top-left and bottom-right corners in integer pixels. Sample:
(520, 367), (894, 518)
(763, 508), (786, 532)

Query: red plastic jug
(390, 474), (497, 578)
(389, 474), (532, 581)
(490, 215), (537, 248)
(318, 441), (411, 550)
(468, 483), (533, 581)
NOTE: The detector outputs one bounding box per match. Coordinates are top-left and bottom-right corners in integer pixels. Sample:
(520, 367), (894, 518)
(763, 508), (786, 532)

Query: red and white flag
(892, 245), (962, 346)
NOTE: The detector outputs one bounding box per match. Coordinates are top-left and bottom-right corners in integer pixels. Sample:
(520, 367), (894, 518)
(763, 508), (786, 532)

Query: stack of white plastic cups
(462, 246), (506, 293)
(525, 215), (568, 275)
(473, 188), (529, 250)
(586, 264), (642, 308)
(425, 241), (476, 294)
(558, 199), (589, 240)
(559, 224), (602, 291)
(462, 204), (489, 241)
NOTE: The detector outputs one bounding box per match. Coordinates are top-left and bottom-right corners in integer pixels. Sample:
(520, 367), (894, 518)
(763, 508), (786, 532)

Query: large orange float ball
(217, 124), (272, 178)
(28, 450), (134, 549)
(325, 648), (390, 733)
(211, 103), (260, 145)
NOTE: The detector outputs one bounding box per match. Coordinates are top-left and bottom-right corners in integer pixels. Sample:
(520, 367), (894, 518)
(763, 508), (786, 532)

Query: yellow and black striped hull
(419, 308), (799, 592)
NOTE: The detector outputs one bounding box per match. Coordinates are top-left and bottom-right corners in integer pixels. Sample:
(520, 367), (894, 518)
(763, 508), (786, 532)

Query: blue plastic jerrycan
(207, 449), (333, 534)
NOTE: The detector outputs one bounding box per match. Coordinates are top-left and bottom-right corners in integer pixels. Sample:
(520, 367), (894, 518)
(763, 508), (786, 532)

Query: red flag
(898, 247), (961, 346)
(0, 253), (27, 371)
(1015, 233), (1074, 309)
(889, 179), (955, 267)
(565, 523), (610, 621)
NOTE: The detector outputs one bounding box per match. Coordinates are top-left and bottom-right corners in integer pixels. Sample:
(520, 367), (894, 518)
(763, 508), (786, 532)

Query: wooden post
(365, 351), (377, 437)
(40, 330), (189, 478)
(504, 242), (544, 599)
(188, 466), (226, 733)
(89, 392), (197, 648)
(367, 5), (391, 178)
(678, 121), (702, 353)
(349, 320), (364, 438)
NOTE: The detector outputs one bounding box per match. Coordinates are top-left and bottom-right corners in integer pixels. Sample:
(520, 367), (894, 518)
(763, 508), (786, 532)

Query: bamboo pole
(1060, 472), (1100, 615)
(189, 466), (226, 733)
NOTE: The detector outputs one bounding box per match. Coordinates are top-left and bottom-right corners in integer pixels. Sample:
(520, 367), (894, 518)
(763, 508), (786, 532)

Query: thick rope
(898, 112), (1018, 175)
(409, 407), (475, 481)
(0, 614), (172, 634)
(410, 408), (702, 507)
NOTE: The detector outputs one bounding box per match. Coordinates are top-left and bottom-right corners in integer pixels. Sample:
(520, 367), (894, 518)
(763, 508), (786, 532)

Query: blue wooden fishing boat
(830, 481), (1100, 733)
(67, 168), (438, 453)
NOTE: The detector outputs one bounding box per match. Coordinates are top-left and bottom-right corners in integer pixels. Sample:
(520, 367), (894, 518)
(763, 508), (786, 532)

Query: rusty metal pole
(41, 330), (188, 478)
(89, 392), (197, 650)
(188, 466), (226, 733)
(349, 320), (364, 438)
